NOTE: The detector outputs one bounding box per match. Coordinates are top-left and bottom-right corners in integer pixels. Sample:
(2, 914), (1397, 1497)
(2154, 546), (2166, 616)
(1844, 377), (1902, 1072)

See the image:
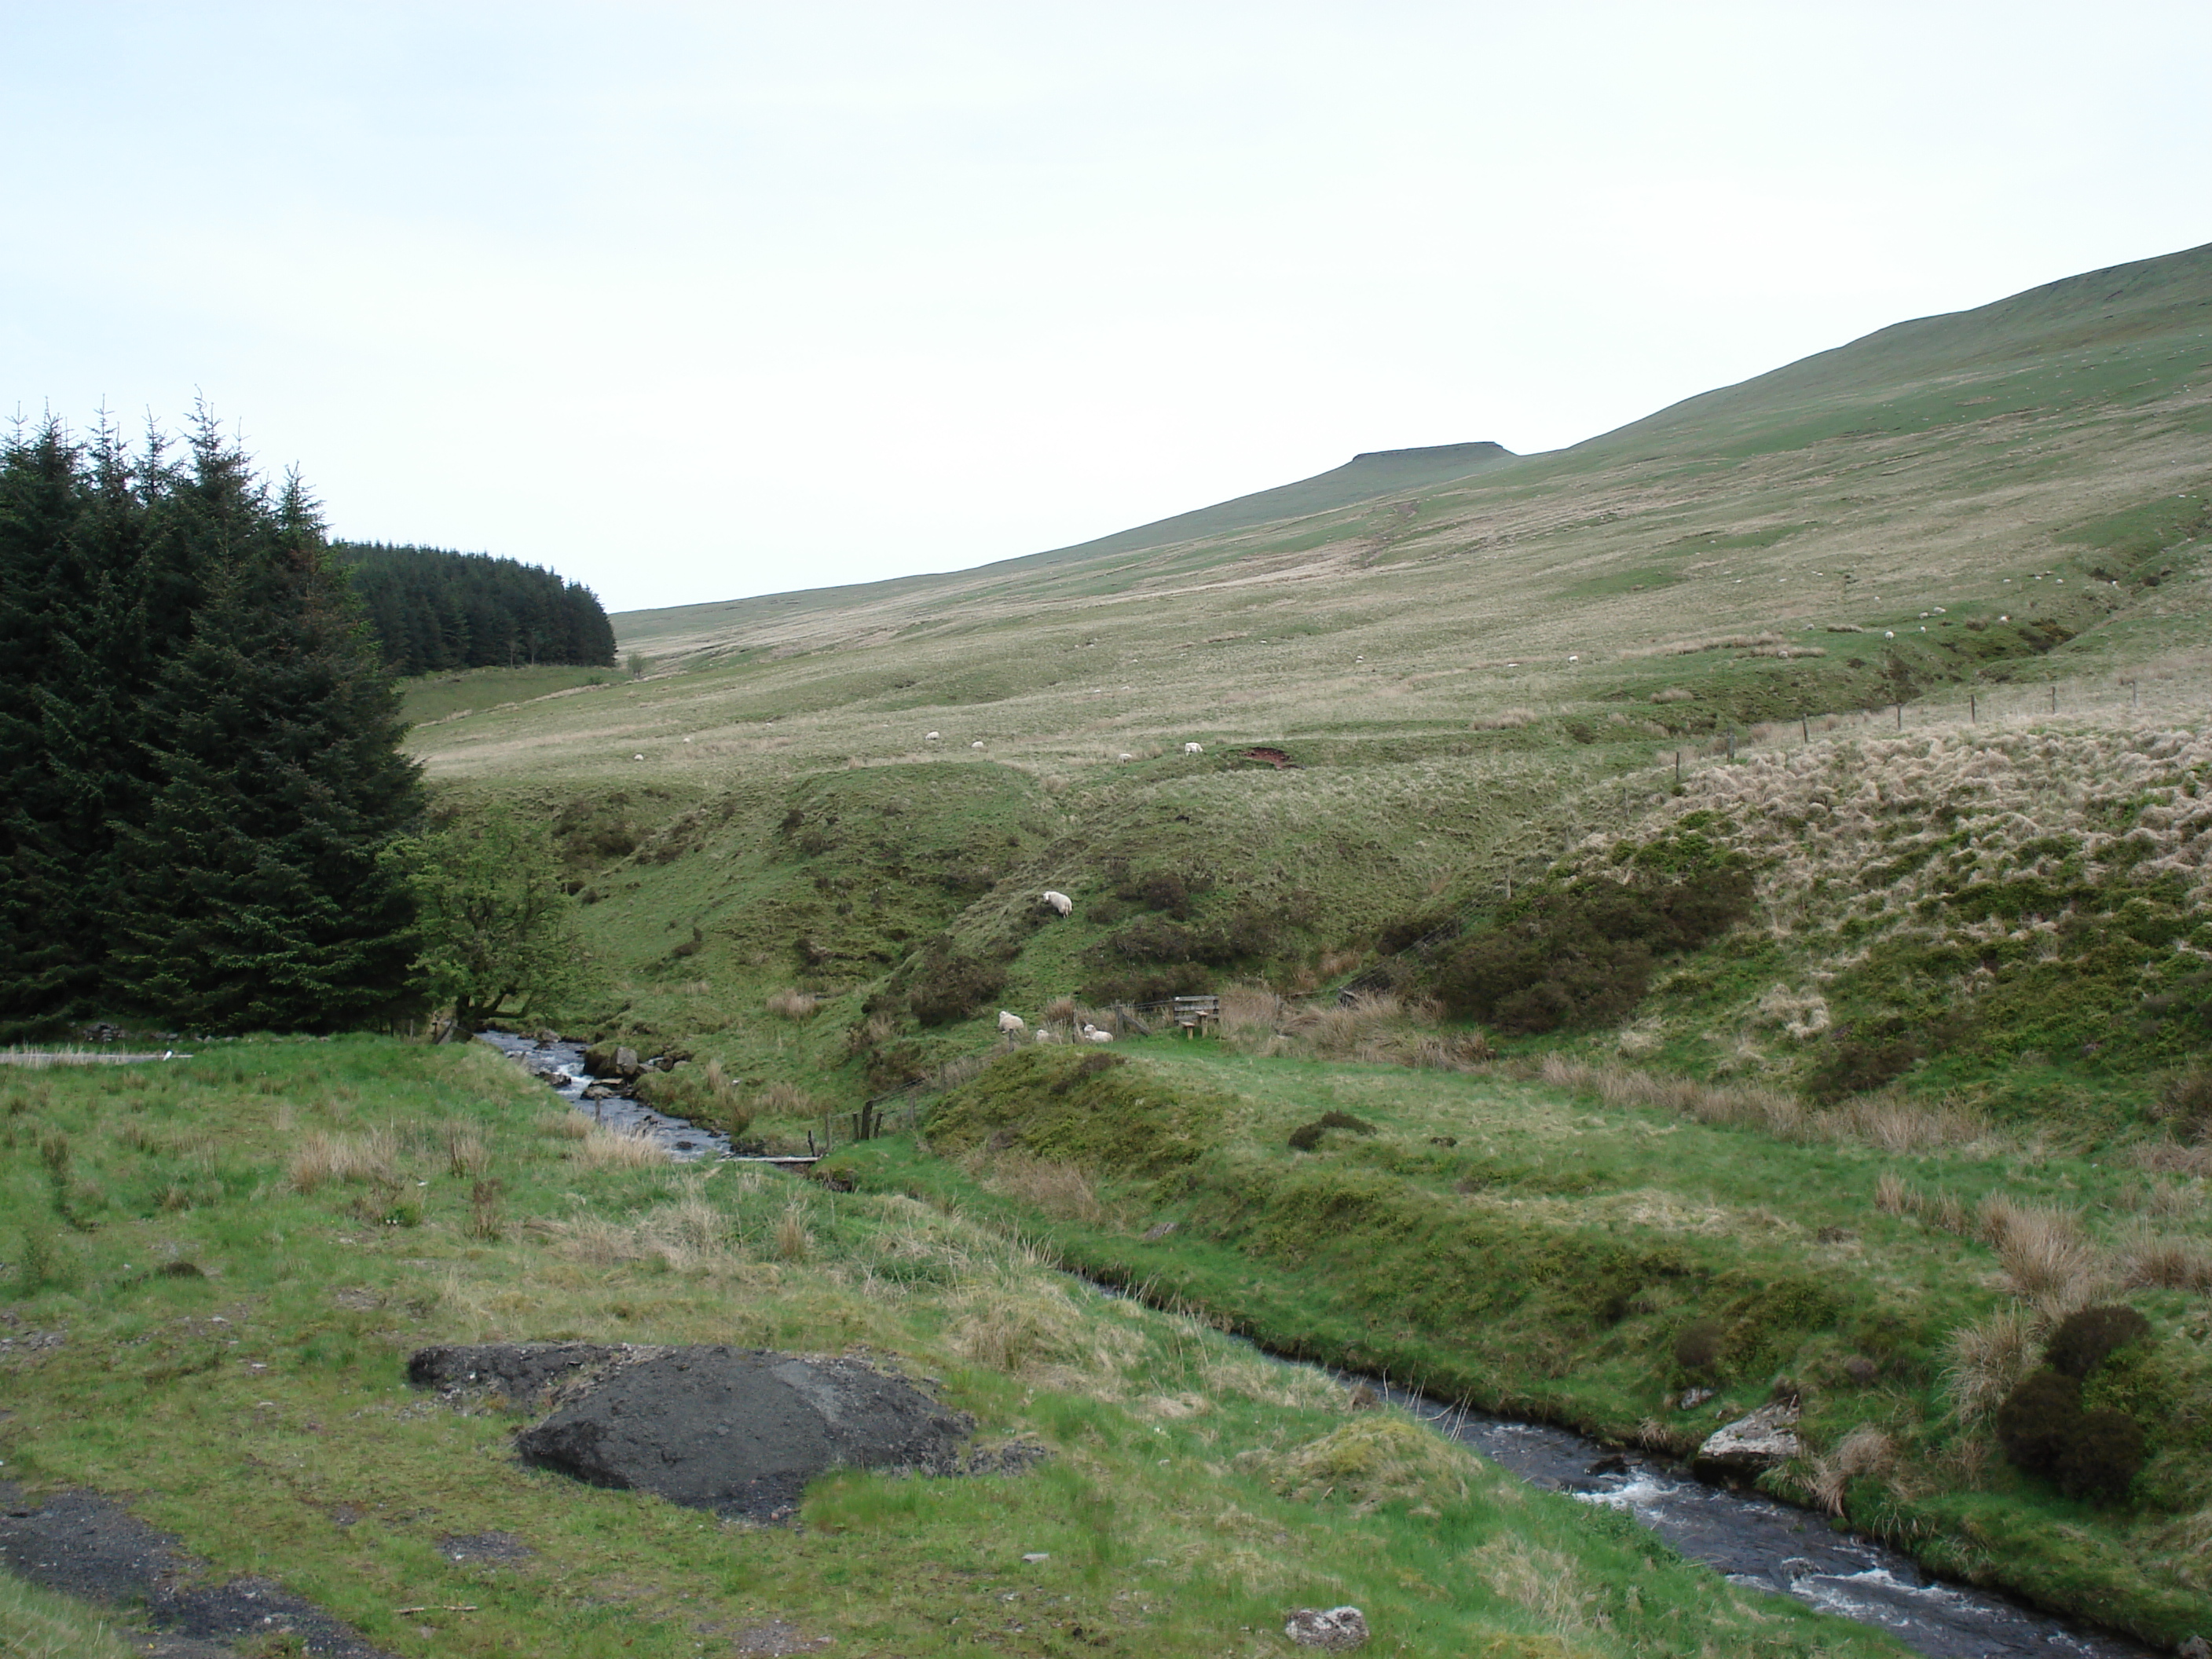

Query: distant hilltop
(1345, 441), (1514, 467)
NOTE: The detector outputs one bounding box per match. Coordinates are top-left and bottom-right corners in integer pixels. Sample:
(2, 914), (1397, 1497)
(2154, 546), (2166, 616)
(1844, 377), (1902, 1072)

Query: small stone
(1694, 1399), (1801, 1480)
(2177, 1637), (2208, 1659)
(1285, 1606), (1368, 1650)
(1678, 1386), (1714, 1409)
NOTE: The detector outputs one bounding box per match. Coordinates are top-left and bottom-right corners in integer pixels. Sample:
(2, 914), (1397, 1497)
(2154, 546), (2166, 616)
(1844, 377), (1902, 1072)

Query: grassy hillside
(159, 238), (2210, 1650)
(0, 1039), (1912, 1658)
(832, 1037), (2212, 1647)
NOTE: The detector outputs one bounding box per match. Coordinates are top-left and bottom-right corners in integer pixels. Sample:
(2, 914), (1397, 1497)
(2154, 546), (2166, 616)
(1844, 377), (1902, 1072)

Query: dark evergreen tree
(333, 542), (616, 676)
(103, 429), (423, 1031)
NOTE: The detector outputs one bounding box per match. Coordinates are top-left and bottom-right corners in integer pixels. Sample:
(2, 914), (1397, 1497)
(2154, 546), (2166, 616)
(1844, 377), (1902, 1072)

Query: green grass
(400, 664), (621, 727)
(837, 1040), (2212, 1648)
(0, 1039), (1917, 1657)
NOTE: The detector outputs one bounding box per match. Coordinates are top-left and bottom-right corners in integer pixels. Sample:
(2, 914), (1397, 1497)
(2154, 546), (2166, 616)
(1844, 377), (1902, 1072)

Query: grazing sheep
(1118, 752), (1133, 762)
(998, 1009), (1027, 1035)
(1041, 890), (1073, 917)
(1034, 1028), (1058, 1043)
(925, 731), (940, 742)
(971, 740), (986, 749)
(1080, 1023), (1115, 1044)
(1183, 742), (1203, 755)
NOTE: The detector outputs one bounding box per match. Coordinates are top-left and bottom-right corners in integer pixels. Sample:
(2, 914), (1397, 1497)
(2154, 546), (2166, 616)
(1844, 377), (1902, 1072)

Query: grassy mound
(925, 1047), (1231, 1174)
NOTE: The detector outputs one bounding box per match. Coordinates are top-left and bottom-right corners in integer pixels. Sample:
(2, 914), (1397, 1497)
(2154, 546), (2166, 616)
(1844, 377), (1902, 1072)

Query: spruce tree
(104, 438), (423, 1032)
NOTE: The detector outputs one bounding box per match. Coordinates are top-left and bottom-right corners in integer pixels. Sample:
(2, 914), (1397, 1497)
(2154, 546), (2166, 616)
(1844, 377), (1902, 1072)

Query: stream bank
(480, 1031), (2160, 1658)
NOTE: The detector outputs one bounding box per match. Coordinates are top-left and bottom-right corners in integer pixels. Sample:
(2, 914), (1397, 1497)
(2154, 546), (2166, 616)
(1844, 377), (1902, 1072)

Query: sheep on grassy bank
(1041, 890), (1073, 917)
(998, 1009), (1027, 1035)
(1080, 1022), (1114, 1044)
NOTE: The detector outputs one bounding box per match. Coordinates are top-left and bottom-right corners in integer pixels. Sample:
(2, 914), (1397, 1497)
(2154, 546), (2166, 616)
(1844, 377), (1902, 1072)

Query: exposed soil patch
(412, 1343), (1036, 1522)
(0, 1483), (393, 1657)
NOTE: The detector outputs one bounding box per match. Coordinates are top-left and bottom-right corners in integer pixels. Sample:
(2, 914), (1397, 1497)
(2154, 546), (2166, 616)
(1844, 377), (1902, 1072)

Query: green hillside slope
(392, 241), (2212, 1646)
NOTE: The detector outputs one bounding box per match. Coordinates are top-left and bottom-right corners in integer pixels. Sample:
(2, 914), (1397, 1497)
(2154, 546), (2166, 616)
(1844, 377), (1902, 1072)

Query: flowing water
(481, 1030), (2161, 1658)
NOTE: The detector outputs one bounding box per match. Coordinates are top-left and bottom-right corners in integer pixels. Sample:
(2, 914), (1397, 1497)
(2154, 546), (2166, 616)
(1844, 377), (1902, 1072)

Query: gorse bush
(1994, 1305), (2155, 1502)
(1431, 833), (1753, 1034)
(1287, 1111), (1378, 1152)
(2045, 1304), (2154, 1379)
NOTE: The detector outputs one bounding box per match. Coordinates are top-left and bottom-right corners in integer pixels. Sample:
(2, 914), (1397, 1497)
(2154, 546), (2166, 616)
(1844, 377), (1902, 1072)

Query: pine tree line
(333, 542), (615, 676)
(0, 412), (423, 1038)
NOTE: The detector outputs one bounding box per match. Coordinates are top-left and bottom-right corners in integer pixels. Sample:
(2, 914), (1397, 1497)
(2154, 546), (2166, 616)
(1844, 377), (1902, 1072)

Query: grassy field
(0, 1039), (1919, 1657)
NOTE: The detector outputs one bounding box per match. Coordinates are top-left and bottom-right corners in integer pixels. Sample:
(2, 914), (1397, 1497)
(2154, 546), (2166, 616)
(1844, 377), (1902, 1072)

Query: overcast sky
(5, 2), (2208, 613)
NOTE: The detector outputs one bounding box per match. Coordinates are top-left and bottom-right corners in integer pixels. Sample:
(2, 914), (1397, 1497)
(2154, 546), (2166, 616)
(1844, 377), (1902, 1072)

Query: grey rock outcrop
(1693, 1399), (1801, 1480)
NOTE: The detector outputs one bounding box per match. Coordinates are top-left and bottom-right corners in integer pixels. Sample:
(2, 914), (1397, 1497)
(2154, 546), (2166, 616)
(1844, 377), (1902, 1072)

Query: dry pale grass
(774, 1205), (811, 1263)
(755, 1079), (817, 1117)
(1218, 981), (1291, 1035)
(1794, 1423), (1899, 1514)
(548, 1183), (738, 1273)
(1943, 1308), (2036, 1419)
(767, 988), (819, 1020)
(537, 1108), (590, 1141)
(1980, 1197), (2103, 1320)
(1872, 1171), (1970, 1233)
(1468, 708), (1536, 730)
(1536, 1054), (1990, 1155)
(942, 1265), (1145, 1393)
(2115, 1221), (2212, 1292)
(442, 1122), (492, 1179)
(980, 1154), (1108, 1225)
(1650, 687), (1695, 704)
(287, 1129), (400, 1194)
(2130, 1140), (2212, 1176)
(573, 1126), (669, 1170)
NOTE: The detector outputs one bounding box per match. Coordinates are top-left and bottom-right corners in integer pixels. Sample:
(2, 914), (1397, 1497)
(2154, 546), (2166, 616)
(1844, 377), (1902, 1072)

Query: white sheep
(1041, 890), (1073, 917)
(997, 1009), (1027, 1035)
(925, 731), (940, 742)
(971, 740), (985, 749)
(1080, 1023), (1115, 1045)
(1118, 753), (1133, 762)
(1033, 1028), (1058, 1043)
(1183, 742), (1203, 755)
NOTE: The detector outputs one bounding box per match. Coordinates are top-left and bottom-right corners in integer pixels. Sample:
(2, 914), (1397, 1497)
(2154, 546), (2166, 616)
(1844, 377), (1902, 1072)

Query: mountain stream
(480, 1030), (2159, 1658)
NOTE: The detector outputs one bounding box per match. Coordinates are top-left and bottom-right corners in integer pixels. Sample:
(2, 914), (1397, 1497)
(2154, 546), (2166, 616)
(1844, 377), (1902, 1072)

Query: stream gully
(482, 1031), (2156, 1658)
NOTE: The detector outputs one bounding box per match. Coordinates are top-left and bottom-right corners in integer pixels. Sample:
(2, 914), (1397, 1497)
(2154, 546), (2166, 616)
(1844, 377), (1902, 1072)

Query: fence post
(1726, 730), (1735, 760)
(1895, 702), (1903, 730)
(1800, 715), (1808, 743)
(1969, 693), (1976, 722)
(1674, 750), (1681, 783)
(2049, 686), (2056, 715)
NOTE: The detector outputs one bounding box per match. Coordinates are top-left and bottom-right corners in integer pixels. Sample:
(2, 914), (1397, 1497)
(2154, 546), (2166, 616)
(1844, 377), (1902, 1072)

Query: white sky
(5, 2), (2208, 613)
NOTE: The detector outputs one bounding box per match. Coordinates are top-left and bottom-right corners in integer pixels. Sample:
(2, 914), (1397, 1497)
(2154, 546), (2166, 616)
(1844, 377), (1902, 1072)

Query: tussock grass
(1262, 1412), (1483, 1513)
(977, 1152), (1109, 1225)
(767, 987), (820, 1019)
(1981, 1198), (2104, 1320)
(573, 1124), (669, 1170)
(287, 1128), (400, 1192)
(1943, 1308), (2037, 1420)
